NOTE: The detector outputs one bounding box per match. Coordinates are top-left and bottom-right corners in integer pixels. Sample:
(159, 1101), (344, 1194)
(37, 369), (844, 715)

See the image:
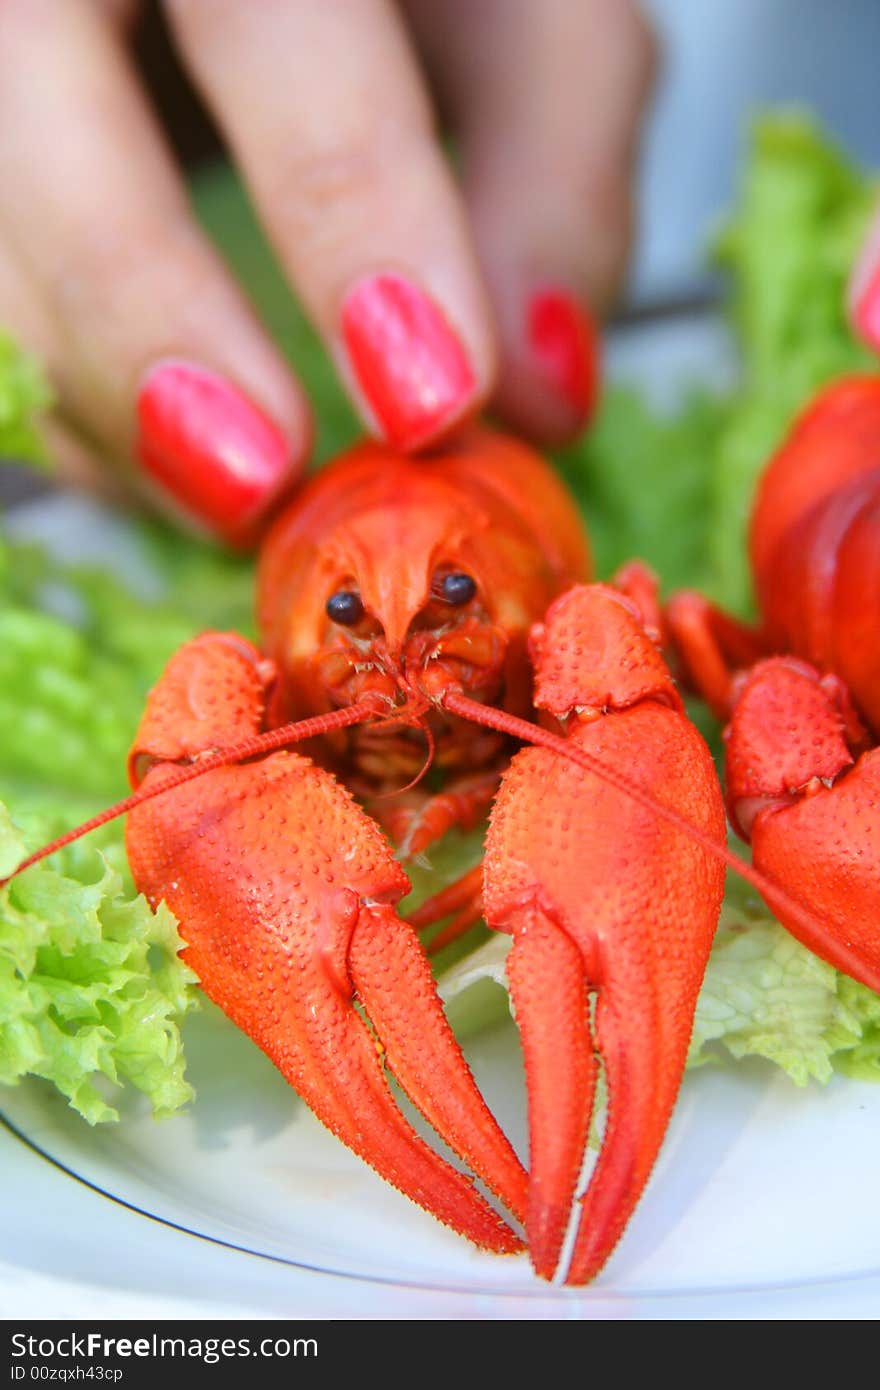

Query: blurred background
(637, 0), (880, 299)
(135, 0), (880, 309)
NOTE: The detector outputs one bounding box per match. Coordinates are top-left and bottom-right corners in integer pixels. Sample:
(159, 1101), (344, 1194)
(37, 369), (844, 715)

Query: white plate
(4, 1007), (880, 1319)
(3, 313), (880, 1320)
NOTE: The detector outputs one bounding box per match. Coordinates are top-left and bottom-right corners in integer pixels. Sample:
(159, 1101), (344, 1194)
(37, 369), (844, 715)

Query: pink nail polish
(853, 266), (880, 351)
(527, 289), (600, 422)
(137, 361), (295, 543)
(341, 273), (477, 451)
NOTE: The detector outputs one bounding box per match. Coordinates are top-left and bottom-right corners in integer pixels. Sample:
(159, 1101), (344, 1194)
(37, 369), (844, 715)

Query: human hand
(0, 0), (655, 543)
(851, 203), (880, 355)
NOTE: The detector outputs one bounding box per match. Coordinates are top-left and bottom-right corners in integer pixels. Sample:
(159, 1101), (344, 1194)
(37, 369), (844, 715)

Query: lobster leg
(481, 586), (727, 1282)
(408, 864), (486, 956)
(665, 590), (768, 718)
(126, 634), (527, 1250)
(371, 769), (501, 860)
(408, 864), (484, 930)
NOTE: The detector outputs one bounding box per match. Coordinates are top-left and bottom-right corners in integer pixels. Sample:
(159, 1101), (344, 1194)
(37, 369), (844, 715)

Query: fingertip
(165, 2), (496, 460)
(38, 417), (130, 506)
(135, 358), (310, 546)
(490, 286), (602, 446)
(339, 271), (488, 452)
(851, 266), (880, 355)
(846, 198), (880, 353)
(526, 287), (601, 429)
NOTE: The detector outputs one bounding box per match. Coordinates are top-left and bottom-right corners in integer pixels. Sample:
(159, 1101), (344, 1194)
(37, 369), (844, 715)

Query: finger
(0, 230), (147, 502)
(0, 233), (59, 386)
(0, 231), (108, 494)
(407, 0), (657, 443)
(164, 0), (494, 452)
(0, 0), (310, 543)
(850, 200), (880, 352)
(95, 0), (142, 30)
(38, 417), (130, 502)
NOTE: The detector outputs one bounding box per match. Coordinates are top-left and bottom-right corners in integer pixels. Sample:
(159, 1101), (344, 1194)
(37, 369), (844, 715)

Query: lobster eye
(325, 590), (365, 626)
(439, 572), (477, 606)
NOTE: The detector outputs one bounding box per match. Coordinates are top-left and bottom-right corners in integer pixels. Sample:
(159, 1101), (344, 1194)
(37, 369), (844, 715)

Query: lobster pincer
(124, 631), (528, 1253)
(724, 658), (880, 990)
(479, 585), (727, 1282)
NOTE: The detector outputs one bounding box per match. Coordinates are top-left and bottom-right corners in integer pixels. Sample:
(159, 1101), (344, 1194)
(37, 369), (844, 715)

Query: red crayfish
(6, 401), (880, 1285)
(667, 376), (880, 993)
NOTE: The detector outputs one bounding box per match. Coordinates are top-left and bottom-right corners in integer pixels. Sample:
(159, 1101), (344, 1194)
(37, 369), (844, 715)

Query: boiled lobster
(3, 425), (739, 1284)
(667, 375), (880, 993)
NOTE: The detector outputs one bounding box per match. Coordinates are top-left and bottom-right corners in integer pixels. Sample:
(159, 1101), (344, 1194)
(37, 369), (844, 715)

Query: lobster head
(256, 428), (590, 729)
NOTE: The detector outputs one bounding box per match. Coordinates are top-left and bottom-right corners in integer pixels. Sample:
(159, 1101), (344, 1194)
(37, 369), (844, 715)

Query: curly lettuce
(0, 804), (198, 1123)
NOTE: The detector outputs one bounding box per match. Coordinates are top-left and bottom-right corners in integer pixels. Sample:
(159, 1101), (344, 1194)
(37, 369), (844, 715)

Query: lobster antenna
(441, 689), (863, 976)
(0, 700), (378, 885)
(5, 685), (865, 985)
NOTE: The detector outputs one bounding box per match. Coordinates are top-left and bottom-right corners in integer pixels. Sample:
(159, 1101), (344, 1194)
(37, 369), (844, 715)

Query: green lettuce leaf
(689, 876), (880, 1084)
(0, 521), (253, 815)
(0, 804), (198, 1123)
(556, 387), (728, 594)
(709, 113), (878, 612)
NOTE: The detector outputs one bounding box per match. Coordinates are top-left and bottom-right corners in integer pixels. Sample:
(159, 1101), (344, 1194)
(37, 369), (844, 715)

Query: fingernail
(341, 273), (477, 451)
(527, 289), (600, 423)
(137, 361), (298, 543)
(853, 266), (880, 351)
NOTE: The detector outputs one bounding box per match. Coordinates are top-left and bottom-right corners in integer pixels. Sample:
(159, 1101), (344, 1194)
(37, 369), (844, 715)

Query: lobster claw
(724, 657), (880, 992)
(126, 633), (527, 1253)
(482, 587), (726, 1282)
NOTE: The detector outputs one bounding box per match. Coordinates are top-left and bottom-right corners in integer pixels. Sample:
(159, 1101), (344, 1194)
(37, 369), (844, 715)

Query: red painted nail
(341, 273), (476, 450)
(853, 265), (880, 352)
(527, 289), (600, 423)
(137, 361), (295, 543)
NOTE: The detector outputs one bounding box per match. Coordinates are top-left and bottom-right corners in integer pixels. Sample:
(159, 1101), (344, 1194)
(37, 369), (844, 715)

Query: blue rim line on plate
(5, 1099), (880, 1304)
